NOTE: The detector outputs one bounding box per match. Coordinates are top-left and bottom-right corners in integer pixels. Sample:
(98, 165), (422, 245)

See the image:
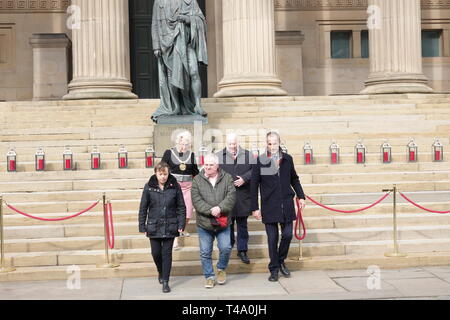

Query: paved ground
(1, 266), (450, 300)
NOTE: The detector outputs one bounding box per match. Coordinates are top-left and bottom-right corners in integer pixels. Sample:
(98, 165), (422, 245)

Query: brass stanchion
(0, 195), (15, 273)
(290, 239), (311, 261)
(96, 193), (119, 268)
(383, 185), (407, 258)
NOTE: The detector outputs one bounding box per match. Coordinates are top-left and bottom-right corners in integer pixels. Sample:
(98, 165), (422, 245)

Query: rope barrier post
(291, 198), (310, 261)
(290, 239), (311, 261)
(0, 196), (15, 273)
(383, 185), (407, 258)
(96, 193), (119, 269)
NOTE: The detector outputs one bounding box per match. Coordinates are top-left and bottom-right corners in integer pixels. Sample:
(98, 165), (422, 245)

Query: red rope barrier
(5, 200), (100, 222)
(104, 202), (115, 249)
(399, 192), (450, 214)
(306, 192), (391, 214)
(294, 198), (306, 241)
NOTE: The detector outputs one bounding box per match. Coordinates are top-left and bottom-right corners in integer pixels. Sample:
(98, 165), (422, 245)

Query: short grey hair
(226, 132), (240, 143)
(204, 153), (219, 165)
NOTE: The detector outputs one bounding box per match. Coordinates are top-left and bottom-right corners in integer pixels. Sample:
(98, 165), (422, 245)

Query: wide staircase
(1, 94), (450, 281)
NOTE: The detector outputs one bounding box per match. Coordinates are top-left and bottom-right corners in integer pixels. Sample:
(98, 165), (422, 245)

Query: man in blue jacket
(251, 131), (306, 282)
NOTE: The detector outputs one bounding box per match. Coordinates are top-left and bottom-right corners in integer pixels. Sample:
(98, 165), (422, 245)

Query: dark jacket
(250, 149), (305, 224)
(191, 168), (236, 231)
(138, 174), (186, 238)
(217, 147), (253, 217)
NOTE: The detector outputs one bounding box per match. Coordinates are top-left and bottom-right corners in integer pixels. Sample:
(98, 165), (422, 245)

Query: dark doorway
(129, 0), (208, 99)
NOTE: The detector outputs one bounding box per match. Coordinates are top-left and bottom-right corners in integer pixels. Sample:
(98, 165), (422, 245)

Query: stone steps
(1, 95), (450, 281)
(2, 252), (450, 282)
(2, 188), (450, 214)
(3, 216), (450, 244)
(3, 236), (450, 269)
(2, 178), (448, 194)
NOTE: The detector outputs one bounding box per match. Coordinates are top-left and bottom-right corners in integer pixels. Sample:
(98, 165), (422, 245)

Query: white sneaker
(217, 269), (227, 285)
(205, 277), (215, 289)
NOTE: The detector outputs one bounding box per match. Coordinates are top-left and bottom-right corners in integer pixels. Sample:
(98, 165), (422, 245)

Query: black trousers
(264, 221), (293, 273)
(230, 216), (249, 252)
(150, 237), (175, 281)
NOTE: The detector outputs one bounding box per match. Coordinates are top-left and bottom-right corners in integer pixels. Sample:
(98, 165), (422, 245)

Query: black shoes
(237, 251), (250, 264)
(280, 263), (291, 278)
(162, 281), (171, 293)
(158, 273), (163, 284)
(268, 272), (279, 282)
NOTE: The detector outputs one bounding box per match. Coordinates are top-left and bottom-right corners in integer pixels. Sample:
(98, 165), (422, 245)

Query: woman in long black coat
(139, 162), (186, 293)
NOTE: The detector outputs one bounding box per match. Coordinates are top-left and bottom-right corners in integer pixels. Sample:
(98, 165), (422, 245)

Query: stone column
(214, 0), (286, 98)
(29, 34), (71, 101)
(64, 0), (137, 100)
(361, 0), (433, 94)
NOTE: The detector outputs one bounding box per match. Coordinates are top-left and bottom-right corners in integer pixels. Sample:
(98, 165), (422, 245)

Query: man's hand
(211, 206), (221, 217)
(234, 176), (245, 188)
(252, 210), (262, 221)
(177, 15), (191, 24)
(297, 197), (306, 210)
(178, 229), (184, 233)
(154, 50), (161, 58)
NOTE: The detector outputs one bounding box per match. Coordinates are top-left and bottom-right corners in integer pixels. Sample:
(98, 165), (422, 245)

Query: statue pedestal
(155, 115), (208, 125)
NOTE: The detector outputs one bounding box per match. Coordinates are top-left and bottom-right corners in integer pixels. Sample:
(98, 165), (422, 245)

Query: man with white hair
(191, 153), (236, 289)
(217, 133), (253, 264)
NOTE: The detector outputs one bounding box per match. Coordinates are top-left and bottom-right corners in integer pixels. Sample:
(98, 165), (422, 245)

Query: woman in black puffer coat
(138, 162), (186, 293)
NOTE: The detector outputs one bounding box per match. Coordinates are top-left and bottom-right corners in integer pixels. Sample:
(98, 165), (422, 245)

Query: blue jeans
(197, 226), (232, 279)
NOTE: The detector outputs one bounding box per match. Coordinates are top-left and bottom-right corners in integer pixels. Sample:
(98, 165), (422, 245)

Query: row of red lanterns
(296, 138), (444, 165)
(6, 145), (211, 172)
(6, 145), (155, 172)
(5, 139), (444, 172)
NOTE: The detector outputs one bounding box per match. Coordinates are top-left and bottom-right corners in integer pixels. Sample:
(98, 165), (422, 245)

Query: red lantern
(145, 145), (155, 168)
(199, 145), (207, 166)
(304, 142), (313, 165)
(432, 138), (444, 162)
(6, 148), (17, 172)
(63, 146), (73, 171)
(91, 146), (101, 170)
(118, 145), (128, 169)
(35, 147), (45, 171)
(355, 139), (366, 164)
(330, 142), (340, 164)
(381, 140), (392, 164)
(407, 139), (418, 162)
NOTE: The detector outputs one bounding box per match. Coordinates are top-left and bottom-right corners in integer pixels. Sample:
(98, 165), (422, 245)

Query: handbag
(211, 213), (228, 228)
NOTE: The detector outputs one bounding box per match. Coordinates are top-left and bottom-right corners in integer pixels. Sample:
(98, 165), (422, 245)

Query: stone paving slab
(0, 278), (123, 300)
(1, 267), (450, 300)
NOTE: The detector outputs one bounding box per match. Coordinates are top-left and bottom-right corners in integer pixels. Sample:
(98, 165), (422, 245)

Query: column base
(63, 79), (138, 100)
(361, 75), (434, 94)
(214, 77), (287, 98)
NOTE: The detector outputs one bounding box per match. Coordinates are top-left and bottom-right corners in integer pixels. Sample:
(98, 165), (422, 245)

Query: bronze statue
(151, 0), (208, 123)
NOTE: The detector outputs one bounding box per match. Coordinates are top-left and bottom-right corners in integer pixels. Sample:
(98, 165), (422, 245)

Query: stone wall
(0, 6), (70, 100)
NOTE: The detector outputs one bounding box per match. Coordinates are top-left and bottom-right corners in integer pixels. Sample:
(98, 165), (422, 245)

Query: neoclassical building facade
(1, 0), (450, 101)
